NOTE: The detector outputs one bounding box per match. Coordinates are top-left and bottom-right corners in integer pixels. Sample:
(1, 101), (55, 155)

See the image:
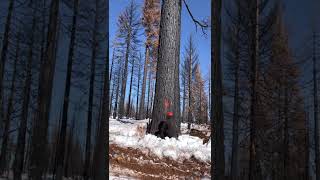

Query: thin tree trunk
(313, 30), (320, 180)
(138, 45), (149, 119)
(110, 77), (116, 116)
(83, 0), (99, 178)
(30, 0), (60, 178)
(127, 58), (135, 117)
(0, 33), (19, 175)
(136, 59), (141, 120)
(109, 51), (115, 116)
(118, 20), (132, 119)
(64, 111), (76, 178)
(55, 0), (79, 179)
(113, 68), (121, 119)
(146, 64), (152, 118)
(283, 85), (289, 180)
(212, 0), (225, 179)
(13, 15), (35, 180)
(305, 111), (309, 180)
(208, 72), (211, 123)
(150, 0), (181, 138)
(231, 16), (240, 180)
(187, 43), (192, 129)
(92, 0), (109, 175)
(0, 0), (15, 128)
(248, 0), (259, 179)
(182, 75), (186, 123)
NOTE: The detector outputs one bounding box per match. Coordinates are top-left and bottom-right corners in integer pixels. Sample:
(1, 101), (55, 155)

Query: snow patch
(109, 118), (211, 163)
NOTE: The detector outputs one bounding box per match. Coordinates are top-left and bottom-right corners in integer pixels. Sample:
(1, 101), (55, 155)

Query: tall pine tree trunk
(249, 1), (259, 179)
(283, 84), (289, 180)
(146, 64), (152, 118)
(136, 59), (141, 119)
(92, 11), (109, 177)
(83, 0), (99, 178)
(187, 46), (192, 129)
(138, 45), (149, 119)
(55, 0), (79, 179)
(313, 31), (320, 180)
(150, 0), (181, 138)
(231, 16), (240, 180)
(305, 111), (310, 180)
(13, 16), (34, 180)
(0, 0), (14, 128)
(182, 74), (186, 123)
(109, 51), (115, 115)
(127, 58), (135, 117)
(113, 68), (121, 119)
(212, 0), (225, 179)
(30, 0), (60, 178)
(64, 112), (75, 178)
(0, 33), (19, 174)
(118, 22), (132, 119)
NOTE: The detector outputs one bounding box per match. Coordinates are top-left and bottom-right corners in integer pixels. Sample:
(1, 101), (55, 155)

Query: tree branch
(183, 0), (209, 35)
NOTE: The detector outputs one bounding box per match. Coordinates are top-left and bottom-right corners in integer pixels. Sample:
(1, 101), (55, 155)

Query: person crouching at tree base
(155, 112), (173, 139)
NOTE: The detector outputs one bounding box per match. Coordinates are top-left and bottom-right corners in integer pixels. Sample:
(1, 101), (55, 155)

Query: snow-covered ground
(109, 118), (211, 163)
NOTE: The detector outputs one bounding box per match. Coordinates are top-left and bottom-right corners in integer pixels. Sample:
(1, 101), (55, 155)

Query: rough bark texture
(249, 1), (259, 179)
(92, 0), (108, 176)
(83, 0), (99, 178)
(231, 13), (240, 180)
(13, 16), (34, 180)
(0, 33), (19, 174)
(55, 0), (79, 179)
(0, 0), (14, 129)
(314, 31), (320, 180)
(150, 0), (181, 138)
(146, 64), (152, 118)
(29, 0), (60, 178)
(212, 0), (225, 179)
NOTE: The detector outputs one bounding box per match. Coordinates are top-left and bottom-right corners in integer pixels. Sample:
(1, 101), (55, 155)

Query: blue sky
(109, 0), (211, 81)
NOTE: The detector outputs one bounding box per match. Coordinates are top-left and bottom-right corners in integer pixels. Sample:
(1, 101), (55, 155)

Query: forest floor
(109, 118), (211, 179)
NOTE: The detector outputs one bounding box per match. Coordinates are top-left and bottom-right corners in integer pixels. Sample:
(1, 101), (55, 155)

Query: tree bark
(249, 1), (259, 179)
(83, 0), (99, 179)
(212, 0), (225, 179)
(0, 33), (19, 175)
(231, 12), (240, 180)
(313, 30), (320, 180)
(139, 45), (149, 119)
(136, 57), (141, 119)
(12, 15), (35, 180)
(127, 57), (135, 117)
(64, 113), (75, 178)
(146, 64), (152, 118)
(182, 74), (186, 122)
(92, 1), (109, 175)
(29, 0), (60, 178)
(109, 51), (115, 115)
(283, 85), (289, 180)
(0, 0), (14, 128)
(150, 0), (181, 138)
(55, 0), (79, 179)
(118, 11), (133, 119)
(187, 38), (192, 129)
(113, 67), (121, 119)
